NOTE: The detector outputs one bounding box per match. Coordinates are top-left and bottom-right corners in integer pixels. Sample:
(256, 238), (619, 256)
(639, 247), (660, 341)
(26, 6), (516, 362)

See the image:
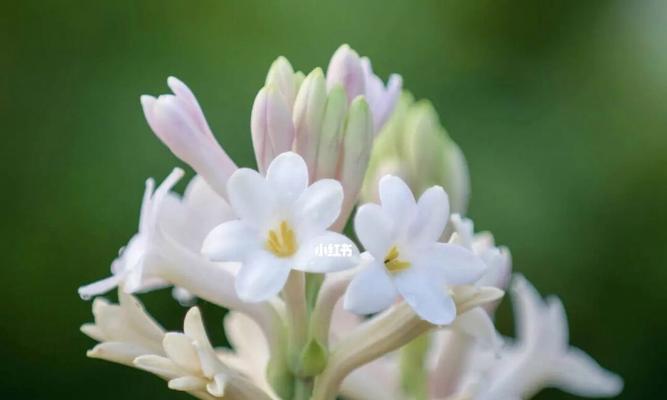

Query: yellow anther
(265, 221), (298, 258)
(384, 245), (410, 273)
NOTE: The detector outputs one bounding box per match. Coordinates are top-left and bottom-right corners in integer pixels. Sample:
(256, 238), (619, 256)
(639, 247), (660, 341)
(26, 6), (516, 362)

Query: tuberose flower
(82, 290), (165, 367)
(474, 276), (624, 399)
(78, 170), (235, 300)
(202, 152), (360, 302)
(78, 168), (185, 299)
(344, 175), (486, 325)
(134, 307), (272, 399)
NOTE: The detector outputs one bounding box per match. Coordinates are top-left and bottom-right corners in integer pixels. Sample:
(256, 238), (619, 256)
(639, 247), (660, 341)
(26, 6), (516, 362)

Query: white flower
(134, 307), (272, 399)
(202, 152), (360, 302)
(476, 276), (623, 399)
(78, 170), (234, 300)
(450, 214), (511, 290)
(141, 77), (237, 196)
(78, 168), (184, 298)
(344, 175), (486, 325)
(82, 290), (165, 367)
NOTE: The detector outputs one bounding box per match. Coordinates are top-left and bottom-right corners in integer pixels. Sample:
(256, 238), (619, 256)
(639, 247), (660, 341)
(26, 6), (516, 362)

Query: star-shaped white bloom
(475, 275), (623, 399)
(202, 152), (360, 302)
(344, 175), (486, 325)
(78, 169), (234, 300)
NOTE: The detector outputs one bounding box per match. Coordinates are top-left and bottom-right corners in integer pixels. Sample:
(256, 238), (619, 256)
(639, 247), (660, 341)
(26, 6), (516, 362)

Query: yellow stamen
(384, 245), (410, 273)
(265, 221), (298, 258)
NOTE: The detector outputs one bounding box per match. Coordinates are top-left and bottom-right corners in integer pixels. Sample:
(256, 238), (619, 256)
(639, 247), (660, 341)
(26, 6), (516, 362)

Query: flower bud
(361, 58), (402, 133)
(336, 96), (373, 229)
(327, 44), (402, 134)
(326, 44), (366, 103)
(314, 85), (348, 179)
(265, 56), (301, 110)
(362, 92), (470, 214)
(295, 338), (328, 378)
(251, 85), (295, 174)
(293, 68), (327, 178)
(141, 77), (237, 197)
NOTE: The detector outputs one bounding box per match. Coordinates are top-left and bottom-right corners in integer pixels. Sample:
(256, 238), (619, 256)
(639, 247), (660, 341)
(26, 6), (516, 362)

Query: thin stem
(309, 269), (355, 347)
(293, 378), (314, 400)
(283, 270), (308, 367)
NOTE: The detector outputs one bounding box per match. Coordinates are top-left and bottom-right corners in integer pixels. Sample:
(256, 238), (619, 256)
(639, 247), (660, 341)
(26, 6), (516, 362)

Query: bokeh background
(2, 0), (666, 398)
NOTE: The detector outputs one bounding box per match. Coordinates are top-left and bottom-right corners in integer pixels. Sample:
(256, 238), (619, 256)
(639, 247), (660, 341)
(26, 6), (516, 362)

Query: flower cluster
(80, 44), (622, 400)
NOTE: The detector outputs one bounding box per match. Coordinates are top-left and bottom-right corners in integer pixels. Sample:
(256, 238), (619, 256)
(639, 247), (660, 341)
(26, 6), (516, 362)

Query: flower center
(265, 220), (298, 258)
(384, 245), (410, 273)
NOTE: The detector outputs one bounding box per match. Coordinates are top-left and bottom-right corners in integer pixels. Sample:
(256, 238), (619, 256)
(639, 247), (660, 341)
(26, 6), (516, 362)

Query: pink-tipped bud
(326, 44), (366, 103)
(141, 77), (237, 197)
(251, 86), (295, 174)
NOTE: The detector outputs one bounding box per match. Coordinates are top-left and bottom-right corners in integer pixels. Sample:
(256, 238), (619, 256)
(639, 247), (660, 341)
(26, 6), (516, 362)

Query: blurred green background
(1, 0), (666, 398)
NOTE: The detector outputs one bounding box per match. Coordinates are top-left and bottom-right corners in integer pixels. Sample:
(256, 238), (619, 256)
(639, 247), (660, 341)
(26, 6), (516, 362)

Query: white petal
(511, 275), (547, 345)
(133, 354), (181, 378)
(545, 296), (569, 352)
(78, 274), (122, 300)
(408, 185), (449, 244)
(86, 342), (152, 366)
(168, 376), (208, 392)
(343, 260), (397, 315)
(163, 333), (201, 374)
(202, 220), (259, 262)
(294, 179), (343, 236)
(223, 312), (269, 366)
(413, 243), (486, 286)
(378, 175), (416, 227)
(194, 341), (224, 379)
(182, 175), (235, 228)
(207, 373), (228, 397)
(551, 347), (624, 397)
(354, 203), (394, 258)
(118, 290), (165, 344)
(394, 268), (456, 325)
(266, 152), (309, 205)
(235, 251), (292, 302)
(294, 232), (360, 273)
(183, 307), (210, 350)
(226, 168), (275, 228)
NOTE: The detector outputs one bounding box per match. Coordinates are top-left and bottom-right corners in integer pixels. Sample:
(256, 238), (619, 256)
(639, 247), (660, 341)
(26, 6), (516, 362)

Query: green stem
(283, 271), (308, 369)
(293, 378), (314, 400)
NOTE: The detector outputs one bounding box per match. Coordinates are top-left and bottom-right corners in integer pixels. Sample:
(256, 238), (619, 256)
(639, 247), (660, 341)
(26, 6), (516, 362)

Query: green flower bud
(362, 91), (470, 214)
(293, 68), (327, 178)
(315, 85), (348, 179)
(295, 338), (328, 378)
